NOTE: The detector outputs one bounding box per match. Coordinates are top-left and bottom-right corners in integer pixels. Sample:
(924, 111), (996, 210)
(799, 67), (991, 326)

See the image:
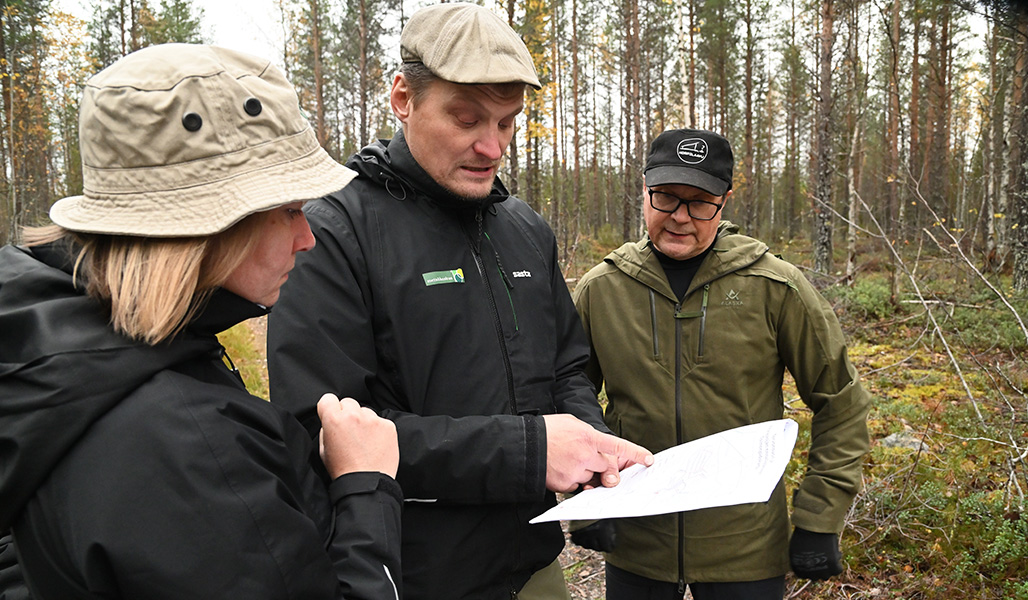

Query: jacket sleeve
(0, 533), (31, 600)
(13, 382), (401, 600)
(570, 272), (604, 393)
(547, 238), (609, 433)
(267, 199), (377, 439)
(326, 473), (403, 600)
(137, 392), (402, 600)
(268, 200), (548, 504)
(776, 273), (871, 534)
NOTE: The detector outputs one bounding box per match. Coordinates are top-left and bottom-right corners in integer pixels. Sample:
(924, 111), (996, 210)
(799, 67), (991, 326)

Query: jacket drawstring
(476, 211), (515, 291)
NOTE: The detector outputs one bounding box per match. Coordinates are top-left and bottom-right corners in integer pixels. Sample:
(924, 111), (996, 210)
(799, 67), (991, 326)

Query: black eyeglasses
(647, 189), (724, 220)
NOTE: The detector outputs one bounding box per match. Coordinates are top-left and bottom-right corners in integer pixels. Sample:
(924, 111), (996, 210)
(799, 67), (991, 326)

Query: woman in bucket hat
(0, 44), (401, 599)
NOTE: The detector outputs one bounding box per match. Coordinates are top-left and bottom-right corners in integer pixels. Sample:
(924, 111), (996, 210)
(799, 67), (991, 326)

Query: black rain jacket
(268, 131), (607, 599)
(0, 242), (402, 600)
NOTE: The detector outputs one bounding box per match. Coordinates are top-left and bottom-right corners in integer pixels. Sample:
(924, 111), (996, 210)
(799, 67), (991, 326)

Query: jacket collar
(605, 221), (769, 300)
(353, 130), (510, 212)
(188, 288), (269, 337)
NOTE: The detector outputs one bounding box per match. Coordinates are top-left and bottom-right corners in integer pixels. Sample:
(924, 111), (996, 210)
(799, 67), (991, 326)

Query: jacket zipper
(485, 231), (519, 332)
(668, 283), (709, 591)
(649, 290), (659, 357)
(697, 284), (709, 357)
(673, 300), (686, 593)
(463, 210), (518, 416)
(463, 209), (523, 594)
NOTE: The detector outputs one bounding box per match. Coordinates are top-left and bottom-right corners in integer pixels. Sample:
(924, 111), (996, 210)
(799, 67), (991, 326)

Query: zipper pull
(498, 263), (514, 290)
(219, 347), (244, 385)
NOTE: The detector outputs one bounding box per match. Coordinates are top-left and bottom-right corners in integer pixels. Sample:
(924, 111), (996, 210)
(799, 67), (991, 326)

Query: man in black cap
(267, 4), (652, 599)
(569, 128), (871, 599)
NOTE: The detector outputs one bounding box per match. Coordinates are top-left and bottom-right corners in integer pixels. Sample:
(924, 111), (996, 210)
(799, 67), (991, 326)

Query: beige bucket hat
(400, 2), (541, 89)
(50, 43), (356, 237)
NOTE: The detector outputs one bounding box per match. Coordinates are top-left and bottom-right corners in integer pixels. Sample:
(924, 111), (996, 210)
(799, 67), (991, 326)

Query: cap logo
(677, 138), (708, 164)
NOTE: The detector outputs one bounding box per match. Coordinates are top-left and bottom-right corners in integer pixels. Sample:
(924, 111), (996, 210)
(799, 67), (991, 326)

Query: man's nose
(473, 128), (503, 161)
(670, 202), (693, 222)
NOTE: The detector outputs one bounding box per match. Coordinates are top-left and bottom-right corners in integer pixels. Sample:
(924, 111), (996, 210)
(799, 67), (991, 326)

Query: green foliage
(88, 0), (206, 69)
(946, 294), (1028, 352)
(566, 223), (623, 280)
(823, 275), (898, 321)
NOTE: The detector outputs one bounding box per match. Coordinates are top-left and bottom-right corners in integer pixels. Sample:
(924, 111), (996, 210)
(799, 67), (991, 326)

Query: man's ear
(722, 189), (733, 205)
(390, 73), (412, 122)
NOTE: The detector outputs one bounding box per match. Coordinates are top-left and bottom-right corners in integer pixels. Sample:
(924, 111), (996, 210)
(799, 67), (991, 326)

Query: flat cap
(401, 2), (541, 89)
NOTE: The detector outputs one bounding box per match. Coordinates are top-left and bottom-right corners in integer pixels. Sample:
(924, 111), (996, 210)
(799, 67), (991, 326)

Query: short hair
(399, 61), (526, 106)
(22, 212), (271, 345)
(399, 62), (439, 105)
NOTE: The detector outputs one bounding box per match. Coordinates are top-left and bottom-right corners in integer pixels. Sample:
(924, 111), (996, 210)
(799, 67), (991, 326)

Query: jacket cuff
(791, 488), (849, 534)
(525, 415), (547, 497)
(329, 472), (403, 505)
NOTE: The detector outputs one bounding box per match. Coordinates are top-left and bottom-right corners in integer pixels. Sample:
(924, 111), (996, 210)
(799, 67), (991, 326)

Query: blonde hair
(22, 213), (270, 345)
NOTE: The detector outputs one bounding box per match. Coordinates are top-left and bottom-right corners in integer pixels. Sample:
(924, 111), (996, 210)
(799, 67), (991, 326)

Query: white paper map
(530, 418), (798, 524)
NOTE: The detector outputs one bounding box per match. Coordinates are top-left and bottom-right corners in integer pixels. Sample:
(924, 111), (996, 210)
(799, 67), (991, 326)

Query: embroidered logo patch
(677, 138), (708, 164)
(721, 289), (743, 307)
(512, 270), (532, 278)
(423, 269), (465, 286)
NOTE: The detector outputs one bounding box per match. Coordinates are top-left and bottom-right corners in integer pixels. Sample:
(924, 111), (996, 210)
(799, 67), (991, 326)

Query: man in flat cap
(568, 128), (870, 599)
(268, 4), (652, 599)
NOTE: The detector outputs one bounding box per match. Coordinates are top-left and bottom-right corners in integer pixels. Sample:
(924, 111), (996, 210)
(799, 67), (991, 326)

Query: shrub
(824, 275), (898, 321)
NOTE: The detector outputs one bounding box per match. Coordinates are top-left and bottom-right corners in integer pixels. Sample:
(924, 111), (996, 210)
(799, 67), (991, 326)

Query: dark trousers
(605, 562), (785, 600)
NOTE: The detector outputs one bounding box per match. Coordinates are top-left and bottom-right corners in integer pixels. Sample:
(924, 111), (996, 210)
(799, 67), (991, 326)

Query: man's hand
(789, 528), (843, 580)
(542, 414), (654, 493)
(318, 393), (399, 479)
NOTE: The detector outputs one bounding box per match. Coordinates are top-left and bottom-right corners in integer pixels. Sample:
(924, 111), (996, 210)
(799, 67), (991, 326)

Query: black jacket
(0, 242), (402, 600)
(268, 131), (606, 599)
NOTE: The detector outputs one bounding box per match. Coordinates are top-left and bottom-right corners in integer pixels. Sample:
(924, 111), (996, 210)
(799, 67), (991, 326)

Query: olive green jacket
(572, 222), (870, 584)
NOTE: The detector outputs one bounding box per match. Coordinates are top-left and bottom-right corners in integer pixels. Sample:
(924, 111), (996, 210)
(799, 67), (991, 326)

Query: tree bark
(1012, 12), (1028, 292)
(622, 0), (641, 241)
(571, 0), (581, 244)
(742, 0), (755, 232)
(905, 0), (921, 239)
(358, 0), (369, 148)
(310, 0), (326, 147)
(506, 0), (520, 196)
(813, 0), (835, 275)
(886, 0), (900, 239)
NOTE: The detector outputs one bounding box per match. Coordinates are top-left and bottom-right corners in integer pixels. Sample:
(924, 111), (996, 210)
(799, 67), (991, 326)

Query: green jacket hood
(603, 221), (769, 300)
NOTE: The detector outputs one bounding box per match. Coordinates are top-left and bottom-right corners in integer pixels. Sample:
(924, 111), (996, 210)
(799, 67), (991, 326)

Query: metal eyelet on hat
(182, 112), (203, 132)
(244, 97), (262, 116)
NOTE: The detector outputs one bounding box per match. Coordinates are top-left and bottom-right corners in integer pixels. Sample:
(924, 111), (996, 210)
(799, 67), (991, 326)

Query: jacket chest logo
(423, 268), (465, 286)
(721, 289), (743, 307)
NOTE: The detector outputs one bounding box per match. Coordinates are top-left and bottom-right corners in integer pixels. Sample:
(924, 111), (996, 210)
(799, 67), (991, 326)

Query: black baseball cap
(644, 129), (734, 196)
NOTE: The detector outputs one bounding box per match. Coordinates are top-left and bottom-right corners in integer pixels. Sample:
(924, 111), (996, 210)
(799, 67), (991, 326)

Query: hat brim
(644, 165), (730, 197)
(51, 140), (356, 237)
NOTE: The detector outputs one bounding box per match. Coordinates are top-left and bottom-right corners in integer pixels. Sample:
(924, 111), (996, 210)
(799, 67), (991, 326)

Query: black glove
(569, 520), (617, 552)
(789, 528), (842, 580)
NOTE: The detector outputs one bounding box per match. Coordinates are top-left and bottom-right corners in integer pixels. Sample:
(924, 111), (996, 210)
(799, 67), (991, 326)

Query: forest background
(3, 0), (1028, 597)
